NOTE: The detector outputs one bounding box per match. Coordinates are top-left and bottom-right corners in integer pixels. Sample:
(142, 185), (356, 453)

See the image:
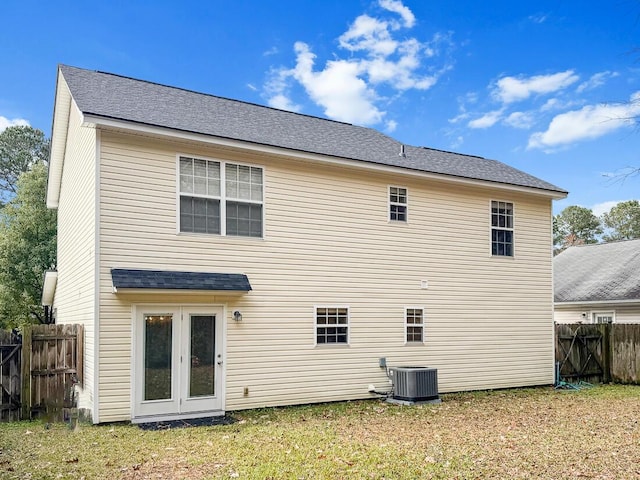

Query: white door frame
(131, 304), (226, 423)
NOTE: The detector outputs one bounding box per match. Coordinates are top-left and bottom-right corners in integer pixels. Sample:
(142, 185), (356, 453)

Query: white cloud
(264, 67), (301, 112)
(468, 109), (503, 129)
(450, 135), (464, 149)
(0, 116), (29, 132)
(492, 70), (579, 104)
(263, 46), (279, 57)
(263, 0), (450, 125)
(528, 13), (549, 24)
(504, 111), (535, 129)
(448, 112), (469, 124)
(385, 119), (398, 132)
(364, 38), (442, 90)
(268, 94), (301, 112)
(591, 200), (625, 217)
(290, 42), (383, 124)
(339, 14), (398, 56)
(576, 71), (619, 93)
(540, 98), (560, 112)
(246, 83), (258, 92)
(379, 0), (416, 28)
(448, 92), (478, 123)
(540, 97), (583, 112)
(528, 91), (640, 150)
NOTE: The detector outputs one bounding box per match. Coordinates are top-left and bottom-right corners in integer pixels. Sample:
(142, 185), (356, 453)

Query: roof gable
(554, 239), (640, 303)
(56, 65), (566, 196)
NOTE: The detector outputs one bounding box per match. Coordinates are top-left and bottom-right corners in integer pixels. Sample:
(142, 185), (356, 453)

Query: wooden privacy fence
(555, 323), (640, 385)
(0, 324), (83, 422)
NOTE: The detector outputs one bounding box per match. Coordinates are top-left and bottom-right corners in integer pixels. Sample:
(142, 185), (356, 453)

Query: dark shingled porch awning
(111, 269), (252, 292)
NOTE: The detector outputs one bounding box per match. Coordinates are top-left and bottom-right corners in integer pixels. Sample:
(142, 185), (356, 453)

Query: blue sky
(2, 0), (639, 214)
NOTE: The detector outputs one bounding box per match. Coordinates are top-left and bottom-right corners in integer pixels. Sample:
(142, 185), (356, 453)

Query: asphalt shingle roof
(554, 239), (640, 303)
(59, 65), (566, 194)
(111, 269), (252, 291)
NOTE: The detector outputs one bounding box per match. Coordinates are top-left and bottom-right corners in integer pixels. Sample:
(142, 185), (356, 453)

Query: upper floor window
(316, 307), (349, 345)
(389, 186), (407, 222)
(491, 200), (513, 256)
(179, 156), (263, 237)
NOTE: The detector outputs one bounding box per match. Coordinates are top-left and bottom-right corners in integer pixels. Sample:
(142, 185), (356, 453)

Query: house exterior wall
(554, 304), (640, 324)
(53, 92), (97, 415)
(95, 129), (556, 422)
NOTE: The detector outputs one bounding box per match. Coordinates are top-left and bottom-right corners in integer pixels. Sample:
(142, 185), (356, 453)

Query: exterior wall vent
(389, 366), (439, 402)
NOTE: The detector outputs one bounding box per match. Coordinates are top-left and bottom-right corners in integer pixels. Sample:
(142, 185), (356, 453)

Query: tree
(554, 205), (603, 253)
(0, 164), (56, 328)
(602, 199), (640, 241)
(0, 126), (50, 204)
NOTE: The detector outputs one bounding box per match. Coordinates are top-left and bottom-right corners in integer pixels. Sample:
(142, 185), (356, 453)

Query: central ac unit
(389, 366), (439, 402)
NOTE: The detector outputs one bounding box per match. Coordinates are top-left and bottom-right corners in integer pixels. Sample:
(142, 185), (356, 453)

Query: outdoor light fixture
(233, 311), (243, 322)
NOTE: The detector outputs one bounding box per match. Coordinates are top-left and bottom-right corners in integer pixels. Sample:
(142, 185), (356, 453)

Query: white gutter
(555, 299), (640, 306)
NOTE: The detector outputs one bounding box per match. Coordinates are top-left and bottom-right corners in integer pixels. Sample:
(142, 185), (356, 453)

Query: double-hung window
(405, 308), (424, 343)
(592, 311), (614, 324)
(316, 307), (349, 344)
(389, 187), (407, 222)
(179, 156), (263, 237)
(491, 200), (514, 256)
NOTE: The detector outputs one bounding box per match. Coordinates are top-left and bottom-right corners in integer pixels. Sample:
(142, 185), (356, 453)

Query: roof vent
(399, 144), (406, 157)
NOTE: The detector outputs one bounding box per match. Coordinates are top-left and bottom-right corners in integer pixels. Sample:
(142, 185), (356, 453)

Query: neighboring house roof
(111, 269), (252, 292)
(56, 65), (566, 196)
(554, 239), (640, 303)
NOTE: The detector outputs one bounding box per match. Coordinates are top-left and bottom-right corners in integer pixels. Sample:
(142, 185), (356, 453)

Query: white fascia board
(555, 299), (640, 307)
(83, 115), (567, 200)
(47, 70), (73, 209)
(41, 270), (58, 306)
(112, 288), (249, 296)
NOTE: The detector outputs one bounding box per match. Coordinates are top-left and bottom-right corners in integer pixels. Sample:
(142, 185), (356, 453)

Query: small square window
(316, 307), (349, 344)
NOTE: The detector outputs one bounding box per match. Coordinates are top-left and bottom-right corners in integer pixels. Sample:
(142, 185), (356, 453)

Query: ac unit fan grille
(390, 366), (439, 402)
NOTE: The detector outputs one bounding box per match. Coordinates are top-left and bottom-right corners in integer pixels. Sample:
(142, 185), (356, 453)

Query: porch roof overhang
(111, 269), (252, 295)
(41, 270), (58, 306)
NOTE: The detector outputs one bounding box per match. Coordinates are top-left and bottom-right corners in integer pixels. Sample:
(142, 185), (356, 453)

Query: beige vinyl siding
(555, 304), (640, 324)
(54, 93), (96, 414)
(98, 130), (555, 421)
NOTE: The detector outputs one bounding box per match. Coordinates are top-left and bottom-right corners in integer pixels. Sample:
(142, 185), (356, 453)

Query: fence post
(20, 325), (31, 420)
(602, 323), (612, 384)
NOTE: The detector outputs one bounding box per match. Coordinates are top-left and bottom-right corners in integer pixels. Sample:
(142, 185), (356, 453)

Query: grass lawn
(0, 385), (638, 479)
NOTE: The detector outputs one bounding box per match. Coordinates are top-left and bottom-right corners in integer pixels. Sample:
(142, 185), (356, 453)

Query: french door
(133, 306), (224, 420)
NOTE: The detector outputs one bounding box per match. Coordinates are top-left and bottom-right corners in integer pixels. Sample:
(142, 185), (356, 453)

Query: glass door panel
(144, 314), (173, 401)
(180, 307), (223, 414)
(189, 315), (216, 397)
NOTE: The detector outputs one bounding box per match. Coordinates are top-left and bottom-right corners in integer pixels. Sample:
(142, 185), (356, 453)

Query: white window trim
(489, 199), (515, 257)
(388, 185), (408, 223)
(176, 154), (265, 238)
(591, 310), (615, 324)
(404, 306), (425, 344)
(313, 305), (350, 347)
